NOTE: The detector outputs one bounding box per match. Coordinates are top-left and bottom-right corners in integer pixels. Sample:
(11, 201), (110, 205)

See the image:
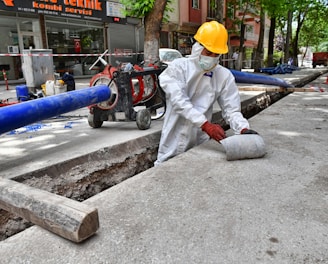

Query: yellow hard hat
(194, 21), (229, 54)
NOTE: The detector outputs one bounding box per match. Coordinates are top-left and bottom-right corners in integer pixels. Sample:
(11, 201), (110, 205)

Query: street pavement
(0, 67), (328, 263)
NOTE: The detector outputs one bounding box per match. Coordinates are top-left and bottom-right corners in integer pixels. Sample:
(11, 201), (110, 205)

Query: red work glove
(241, 128), (258, 135)
(201, 121), (226, 142)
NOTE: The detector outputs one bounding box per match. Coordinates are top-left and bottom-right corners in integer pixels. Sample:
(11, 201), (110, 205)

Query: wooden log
(0, 178), (99, 243)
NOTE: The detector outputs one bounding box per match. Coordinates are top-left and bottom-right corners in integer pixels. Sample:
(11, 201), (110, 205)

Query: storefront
(0, 0), (139, 81)
(46, 17), (105, 76)
(161, 23), (196, 57)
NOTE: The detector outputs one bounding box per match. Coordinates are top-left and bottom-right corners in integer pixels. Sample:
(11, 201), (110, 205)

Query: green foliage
(209, 0), (217, 9)
(262, 0), (288, 18)
(273, 51), (284, 65)
(263, 50), (283, 66)
(120, 0), (173, 22)
(81, 35), (92, 48)
(317, 42), (328, 52)
(120, 0), (155, 17)
(298, 1), (328, 51)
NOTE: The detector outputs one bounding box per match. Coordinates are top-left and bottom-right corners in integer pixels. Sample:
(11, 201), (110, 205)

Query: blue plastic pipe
(230, 69), (293, 88)
(0, 85), (111, 135)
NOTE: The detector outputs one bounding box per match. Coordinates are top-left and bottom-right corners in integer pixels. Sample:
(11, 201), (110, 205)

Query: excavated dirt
(0, 91), (290, 241)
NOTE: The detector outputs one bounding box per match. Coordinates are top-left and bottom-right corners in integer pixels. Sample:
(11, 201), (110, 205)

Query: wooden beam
(238, 86), (288, 92)
(238, 86), (326, 92)
(0, 178), (99, 243)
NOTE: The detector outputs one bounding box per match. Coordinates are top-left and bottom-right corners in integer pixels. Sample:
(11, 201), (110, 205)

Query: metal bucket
(220, 134), (266, 161)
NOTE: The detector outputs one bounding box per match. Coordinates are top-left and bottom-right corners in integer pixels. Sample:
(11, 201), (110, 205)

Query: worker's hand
(201, 121), (226, 142)
(241, 128), (258, 135)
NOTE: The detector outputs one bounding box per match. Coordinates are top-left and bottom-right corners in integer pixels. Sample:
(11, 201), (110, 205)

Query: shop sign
(0, 0), (114, 22)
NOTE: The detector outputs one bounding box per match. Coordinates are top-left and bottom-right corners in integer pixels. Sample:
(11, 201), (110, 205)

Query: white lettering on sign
(63, 0), (102, 11)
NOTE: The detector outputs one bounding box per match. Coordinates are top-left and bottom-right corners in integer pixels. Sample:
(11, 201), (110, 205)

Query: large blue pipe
(0, 85), (111, 135)
(230, 69), (293, 88)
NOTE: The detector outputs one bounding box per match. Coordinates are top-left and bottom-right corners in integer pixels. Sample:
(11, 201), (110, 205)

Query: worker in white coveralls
(154, 21), (258, 166)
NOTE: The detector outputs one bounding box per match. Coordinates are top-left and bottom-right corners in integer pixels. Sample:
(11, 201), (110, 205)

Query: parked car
(159, 48), (183, 64)
(58, 56), (104, 76)
(70, 55), (104, 75)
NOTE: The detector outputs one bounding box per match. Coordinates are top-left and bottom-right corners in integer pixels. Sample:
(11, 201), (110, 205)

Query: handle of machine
(89, 49), (109, 71)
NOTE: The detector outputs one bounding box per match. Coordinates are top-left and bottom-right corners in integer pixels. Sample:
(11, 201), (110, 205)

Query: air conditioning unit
(8, 46), (19, 54)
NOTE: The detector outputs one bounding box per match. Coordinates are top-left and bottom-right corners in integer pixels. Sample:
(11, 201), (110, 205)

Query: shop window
(0, 15), (41, 79)
(46, 20), (104, 76)
(192, 0), (199, 9)
(178, 34), (193, 56)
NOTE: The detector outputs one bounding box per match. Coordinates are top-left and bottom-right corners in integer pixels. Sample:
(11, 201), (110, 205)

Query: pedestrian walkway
(0, 68), (328, 263)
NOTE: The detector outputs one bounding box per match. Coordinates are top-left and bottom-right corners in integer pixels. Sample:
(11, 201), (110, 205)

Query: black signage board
(0, 0), (110, 22)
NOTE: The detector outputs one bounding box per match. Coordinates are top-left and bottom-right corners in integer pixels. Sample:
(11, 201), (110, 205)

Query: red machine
(0, 98), (17, 107)
(87, 50), (166, 130)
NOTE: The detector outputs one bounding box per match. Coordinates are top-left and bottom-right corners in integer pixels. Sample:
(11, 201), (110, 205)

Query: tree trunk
(284, 10), (293, 63)
(253, 7), (265, 72)
(237, 23), (246, 70)
(144, 0), (167, 65)
(292, 9), (307, 67)
(267, 17), (276, 67)
(215, 0), (224, 23)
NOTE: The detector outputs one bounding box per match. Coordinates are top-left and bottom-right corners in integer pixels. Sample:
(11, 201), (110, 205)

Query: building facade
(0, 0), (143, 81)
(0, 0), (269, 82)
(161, 0), (269, 69)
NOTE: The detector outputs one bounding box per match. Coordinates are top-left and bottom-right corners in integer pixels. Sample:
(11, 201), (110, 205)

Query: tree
(252, 4), (265, 71)
(262, 0), (287, 67)
(299, 7), (328, 51)
(226, 0), (258, 70)
(281, 0), (328, 66)
(285, 9), (293, 64)
(209, 0), (224, 23)
(120, 0), (171, 64)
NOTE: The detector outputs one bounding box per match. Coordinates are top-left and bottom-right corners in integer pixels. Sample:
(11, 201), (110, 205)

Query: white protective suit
(154, 42), (250, 166)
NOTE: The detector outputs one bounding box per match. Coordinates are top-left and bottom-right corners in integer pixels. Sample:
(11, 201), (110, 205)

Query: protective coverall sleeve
(159, 62), (207, 127)
(217, 74), (249, 133)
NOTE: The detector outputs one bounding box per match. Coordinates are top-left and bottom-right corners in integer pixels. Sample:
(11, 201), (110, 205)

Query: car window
(160, 50), (182, 62)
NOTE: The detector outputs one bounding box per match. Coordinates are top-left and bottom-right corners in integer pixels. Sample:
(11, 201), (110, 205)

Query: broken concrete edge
(12, 132), (162, 183)
(10, 92), (291, 186)
(293, 69), (328, 87)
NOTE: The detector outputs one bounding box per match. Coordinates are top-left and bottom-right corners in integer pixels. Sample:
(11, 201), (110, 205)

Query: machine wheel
(136, 109), (151, 130)
(88, 112), (103, 128)
(90, 75), (119, 110)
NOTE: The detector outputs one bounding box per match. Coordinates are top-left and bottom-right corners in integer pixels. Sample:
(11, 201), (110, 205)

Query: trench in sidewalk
(0, 88), (304, 241)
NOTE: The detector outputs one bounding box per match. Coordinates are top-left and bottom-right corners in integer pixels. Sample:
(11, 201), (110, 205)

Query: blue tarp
(259, 64), (299, 75)
(230, 69), (293, 88)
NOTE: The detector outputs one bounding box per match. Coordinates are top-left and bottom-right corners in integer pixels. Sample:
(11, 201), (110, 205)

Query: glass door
(17, 19), (42, 51)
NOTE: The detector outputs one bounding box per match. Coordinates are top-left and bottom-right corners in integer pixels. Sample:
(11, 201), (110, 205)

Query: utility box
(22, 49), (54, 91)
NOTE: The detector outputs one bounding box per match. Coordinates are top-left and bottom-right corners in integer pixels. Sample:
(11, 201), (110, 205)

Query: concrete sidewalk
(0, 70), (327, 263)
(0, 68), (328, 263)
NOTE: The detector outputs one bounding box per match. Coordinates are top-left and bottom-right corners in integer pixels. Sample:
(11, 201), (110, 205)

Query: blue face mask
(198, 55), (220, 71)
